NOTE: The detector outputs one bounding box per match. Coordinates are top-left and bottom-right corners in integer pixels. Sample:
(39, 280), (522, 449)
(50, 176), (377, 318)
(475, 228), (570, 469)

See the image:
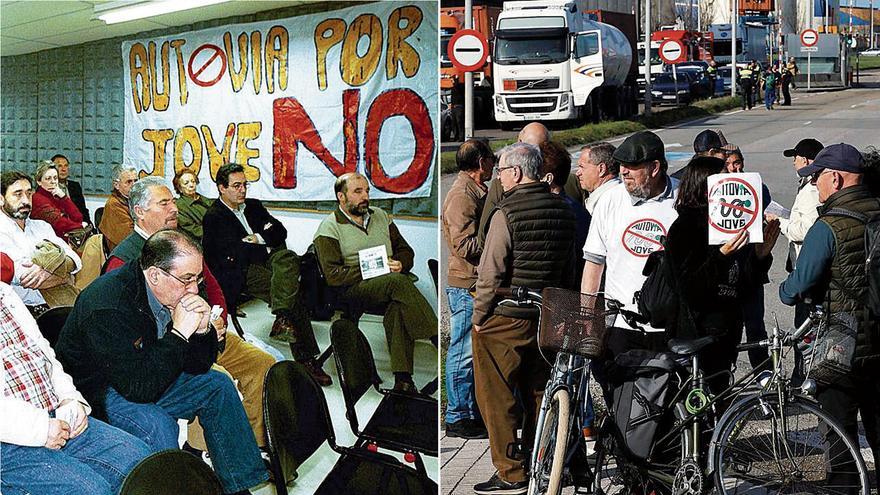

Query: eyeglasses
(158, 267), (204, 288)
(809, 169), (834, 184)
(495, 165), (517, 173)
(229, 182), (249, 190)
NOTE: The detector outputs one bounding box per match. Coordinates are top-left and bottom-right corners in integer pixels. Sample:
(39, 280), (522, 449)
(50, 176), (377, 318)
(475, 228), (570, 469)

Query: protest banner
(122, 2), (437, 201)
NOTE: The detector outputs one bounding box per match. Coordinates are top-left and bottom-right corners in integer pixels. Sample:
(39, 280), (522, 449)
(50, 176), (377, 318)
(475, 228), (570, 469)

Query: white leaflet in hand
(55, 401), (79, 430)
(707, 172), (764, 245)
(765, 200), (791, 220)
(359, 245), (390, 280)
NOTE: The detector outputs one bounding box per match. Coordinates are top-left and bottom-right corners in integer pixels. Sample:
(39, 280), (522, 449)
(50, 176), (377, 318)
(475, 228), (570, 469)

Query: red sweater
(31, 187), (84, 237)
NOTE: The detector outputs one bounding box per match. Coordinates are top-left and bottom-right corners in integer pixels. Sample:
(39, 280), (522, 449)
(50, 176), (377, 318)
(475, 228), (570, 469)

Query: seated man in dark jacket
(55, 230), (268, 495)
(202, 163), (329, 385)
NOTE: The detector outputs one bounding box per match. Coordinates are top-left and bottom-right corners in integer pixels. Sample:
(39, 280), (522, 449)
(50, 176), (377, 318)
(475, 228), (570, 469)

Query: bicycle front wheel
(528, 388), (571, 495)
(714, 394), (870, 495)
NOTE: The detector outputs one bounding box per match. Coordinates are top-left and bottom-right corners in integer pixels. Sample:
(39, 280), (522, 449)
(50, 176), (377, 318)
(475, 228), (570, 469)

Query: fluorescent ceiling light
(94, 0), (231, 25)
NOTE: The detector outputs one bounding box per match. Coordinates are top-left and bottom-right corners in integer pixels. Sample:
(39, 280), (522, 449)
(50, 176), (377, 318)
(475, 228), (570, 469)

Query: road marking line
(851, 104), (860, 108)
(803, 121), (812, 125)
(724, 109), (744, 115)
(665, 143), (682, 149)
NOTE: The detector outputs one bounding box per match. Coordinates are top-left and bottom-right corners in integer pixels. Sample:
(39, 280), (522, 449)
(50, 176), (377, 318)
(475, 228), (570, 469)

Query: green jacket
(176, 194), (213, 241)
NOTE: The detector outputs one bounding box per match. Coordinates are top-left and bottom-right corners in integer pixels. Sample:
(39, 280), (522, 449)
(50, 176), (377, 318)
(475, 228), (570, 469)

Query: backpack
(824, 208), (880, 316)
(610, 350), (678, 460)
(300, 244), (334, 321)
(636, 242), (679, 329)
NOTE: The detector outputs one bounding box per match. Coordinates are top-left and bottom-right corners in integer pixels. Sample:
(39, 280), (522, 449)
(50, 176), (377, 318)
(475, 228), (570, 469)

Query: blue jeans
(1, 418), (151, 495)
(104, 370), (268, 493)
(445, 287), (480, 424)
(765, 87), (776, 108)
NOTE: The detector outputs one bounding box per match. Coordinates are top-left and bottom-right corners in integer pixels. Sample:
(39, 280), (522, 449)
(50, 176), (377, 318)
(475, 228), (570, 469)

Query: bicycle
(494, 286), (640, 495)
(503, 286), (871, 495)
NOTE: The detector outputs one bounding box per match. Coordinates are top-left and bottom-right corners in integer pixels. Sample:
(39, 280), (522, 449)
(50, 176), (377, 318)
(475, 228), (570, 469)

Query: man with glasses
(779, 143), (880, 486)
(471, 143), (576, 494)
(202, 163), (330, 385)
(103, 176), (276, 458)
(56, 230), (269, 495)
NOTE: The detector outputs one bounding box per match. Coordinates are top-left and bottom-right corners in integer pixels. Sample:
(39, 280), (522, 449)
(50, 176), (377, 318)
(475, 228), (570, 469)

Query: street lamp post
(731, 0), (737, 97)
(645, 0), (653, 116)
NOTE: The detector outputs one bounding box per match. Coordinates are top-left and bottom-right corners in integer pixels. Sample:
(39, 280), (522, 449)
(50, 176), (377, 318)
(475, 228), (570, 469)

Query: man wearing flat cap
(768, 138), (824, 328)
(581, 130), (679, 355)
(780, 143), (880, 486)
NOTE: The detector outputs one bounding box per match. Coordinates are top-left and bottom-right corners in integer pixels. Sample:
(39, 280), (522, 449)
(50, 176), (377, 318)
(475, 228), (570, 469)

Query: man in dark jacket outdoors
(779, 143), (880, 486)
(441, 139), (494, 439)
(55, 230), (268, 495)
(471, 143), (576, 495)
(202, 163), (329, 385)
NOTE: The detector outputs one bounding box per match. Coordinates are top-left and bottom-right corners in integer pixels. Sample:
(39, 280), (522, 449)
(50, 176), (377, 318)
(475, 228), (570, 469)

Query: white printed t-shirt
(582, 177), (679, 332)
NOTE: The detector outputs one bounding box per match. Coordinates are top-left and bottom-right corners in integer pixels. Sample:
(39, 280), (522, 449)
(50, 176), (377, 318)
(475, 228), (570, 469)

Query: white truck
(492, 0), (636, 127)
(709, 22), (768, 66)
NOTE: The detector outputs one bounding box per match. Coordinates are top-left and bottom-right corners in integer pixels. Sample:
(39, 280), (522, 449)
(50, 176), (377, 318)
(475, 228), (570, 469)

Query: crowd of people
(442, 122), (880, 494)
(736, 57), (799, 110)
(1, 162), (438, 494)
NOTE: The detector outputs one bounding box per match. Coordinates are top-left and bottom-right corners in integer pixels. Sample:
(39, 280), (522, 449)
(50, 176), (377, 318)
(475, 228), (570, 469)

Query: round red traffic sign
(800, 29), (819, 47)
(659, 40), (686, 64)
(448, 29), (489, 72)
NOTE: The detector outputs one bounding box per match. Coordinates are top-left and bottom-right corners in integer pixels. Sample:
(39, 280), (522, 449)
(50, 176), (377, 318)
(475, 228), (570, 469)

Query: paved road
(440, 73), (880, 495)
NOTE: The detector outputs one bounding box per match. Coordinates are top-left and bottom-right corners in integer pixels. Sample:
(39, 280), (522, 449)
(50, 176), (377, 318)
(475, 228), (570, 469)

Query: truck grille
(515, 78), (560, 90)
(506, 96), (558, 114)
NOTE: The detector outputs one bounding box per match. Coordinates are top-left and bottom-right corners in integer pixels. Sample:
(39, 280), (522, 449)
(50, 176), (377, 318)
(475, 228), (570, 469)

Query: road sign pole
(807, 51), (811, 90)
(731, 0), (737, 98)
(645, 0), (652, 117)
(673, 63), (679, 106)
(464, 0), (474, 140)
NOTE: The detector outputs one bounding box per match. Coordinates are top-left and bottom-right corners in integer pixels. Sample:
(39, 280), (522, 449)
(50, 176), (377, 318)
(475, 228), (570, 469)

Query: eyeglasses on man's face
(158, 267), (204, 288)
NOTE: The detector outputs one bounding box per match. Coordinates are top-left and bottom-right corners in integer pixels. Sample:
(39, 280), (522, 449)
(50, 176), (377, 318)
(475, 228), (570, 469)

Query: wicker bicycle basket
(538, 288), (617, 358)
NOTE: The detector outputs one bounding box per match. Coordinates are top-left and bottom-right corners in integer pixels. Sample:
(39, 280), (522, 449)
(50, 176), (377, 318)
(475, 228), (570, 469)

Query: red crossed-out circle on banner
(188, 44), (227, 87)
(708, 176), (759, 234)
(621, 218), (667, 257)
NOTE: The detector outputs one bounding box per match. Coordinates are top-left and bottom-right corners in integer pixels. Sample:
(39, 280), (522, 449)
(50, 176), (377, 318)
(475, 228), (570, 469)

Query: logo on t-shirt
(621, 218), (666, 257)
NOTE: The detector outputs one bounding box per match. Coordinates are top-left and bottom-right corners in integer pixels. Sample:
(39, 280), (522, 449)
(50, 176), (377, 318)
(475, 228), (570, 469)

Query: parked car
(859, 48), (880, 56)
(650, 73), (692, 105)
(665, 61), (714, 98)
(717, 66), (733, 94)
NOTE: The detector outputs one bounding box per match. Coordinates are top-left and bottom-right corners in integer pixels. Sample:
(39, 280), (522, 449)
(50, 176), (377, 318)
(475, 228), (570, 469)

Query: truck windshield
(713, 40), (743, 57)
(494, 33), (568, 65)
(637, 47), (662, 66)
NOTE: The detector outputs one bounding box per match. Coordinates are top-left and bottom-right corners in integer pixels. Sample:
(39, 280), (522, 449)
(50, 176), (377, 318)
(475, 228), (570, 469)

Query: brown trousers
(187, 332), (275, 449)
(472, 314), (549, 482)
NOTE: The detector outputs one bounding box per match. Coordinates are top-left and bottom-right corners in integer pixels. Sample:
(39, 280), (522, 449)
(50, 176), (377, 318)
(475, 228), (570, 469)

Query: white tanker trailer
(492, 0), (637, 126)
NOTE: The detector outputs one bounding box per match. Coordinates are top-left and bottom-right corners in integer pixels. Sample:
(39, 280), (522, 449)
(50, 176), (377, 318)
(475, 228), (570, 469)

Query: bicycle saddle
(667, 336), (717, 356)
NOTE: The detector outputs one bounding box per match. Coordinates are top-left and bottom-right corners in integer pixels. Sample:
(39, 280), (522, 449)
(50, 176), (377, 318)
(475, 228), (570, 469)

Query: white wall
(85, 196), (439, 313)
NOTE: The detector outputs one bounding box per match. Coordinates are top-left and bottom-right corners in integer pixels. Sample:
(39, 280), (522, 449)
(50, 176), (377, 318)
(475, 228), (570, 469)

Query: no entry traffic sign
(659, 40), (686, 65)
(448, 29), (489, 72)
(801, 29), (819, 47)
(707, 173), (764, 244)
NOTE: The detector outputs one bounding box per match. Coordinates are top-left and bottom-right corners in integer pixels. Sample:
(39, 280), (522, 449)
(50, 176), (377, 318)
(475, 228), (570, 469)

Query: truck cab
(492, 0), (634, 126)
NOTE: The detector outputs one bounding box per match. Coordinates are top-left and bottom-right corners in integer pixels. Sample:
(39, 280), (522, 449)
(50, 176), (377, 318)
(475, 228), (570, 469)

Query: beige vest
(314, 208), (394, 267)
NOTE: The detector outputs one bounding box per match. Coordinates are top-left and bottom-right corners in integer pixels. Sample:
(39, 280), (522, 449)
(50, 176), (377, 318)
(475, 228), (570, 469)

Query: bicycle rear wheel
(714, 394), (870, 495)
(528, 388), (571, 495)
